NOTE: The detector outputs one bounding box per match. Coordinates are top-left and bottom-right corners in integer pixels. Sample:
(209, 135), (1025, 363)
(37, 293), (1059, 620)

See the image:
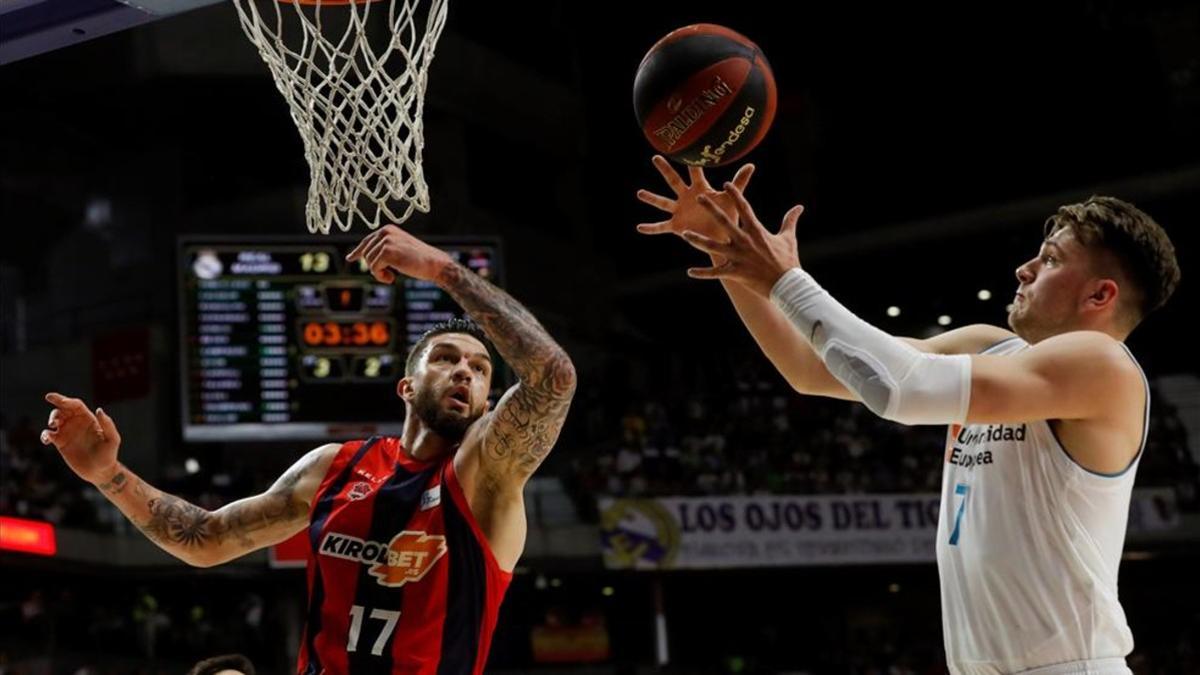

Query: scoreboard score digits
(179, 237), (501, 442)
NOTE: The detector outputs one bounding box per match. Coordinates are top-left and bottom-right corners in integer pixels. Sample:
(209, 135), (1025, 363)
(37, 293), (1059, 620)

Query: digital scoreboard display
(179, 237), (502, 442)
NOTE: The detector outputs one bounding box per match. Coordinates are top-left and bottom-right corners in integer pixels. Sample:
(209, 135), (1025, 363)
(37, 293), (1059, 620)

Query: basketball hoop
(232, 0), (448, 234)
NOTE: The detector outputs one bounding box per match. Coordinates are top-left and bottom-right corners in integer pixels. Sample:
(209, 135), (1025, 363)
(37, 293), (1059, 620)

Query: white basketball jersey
(936, 336), (1149, 675)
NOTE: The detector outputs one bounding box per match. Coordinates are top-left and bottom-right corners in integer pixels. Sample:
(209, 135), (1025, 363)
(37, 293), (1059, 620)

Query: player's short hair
(187, 653), (256, 675)
(1044, 195), (1180, 324)
(405, 317), (493, 377)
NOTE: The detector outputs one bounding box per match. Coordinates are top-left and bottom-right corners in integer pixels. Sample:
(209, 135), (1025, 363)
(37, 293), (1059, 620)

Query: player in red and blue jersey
(42, 225), (577, 675)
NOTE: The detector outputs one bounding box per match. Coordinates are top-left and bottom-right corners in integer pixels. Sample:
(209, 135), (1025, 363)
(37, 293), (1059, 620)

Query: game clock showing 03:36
(178, 237), (502, 442)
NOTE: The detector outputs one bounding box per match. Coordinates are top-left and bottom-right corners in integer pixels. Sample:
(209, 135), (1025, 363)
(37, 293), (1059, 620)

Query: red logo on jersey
(347, 481), (372, 501)
(368, 531), (448, 588)
(320, 530), (448, 587)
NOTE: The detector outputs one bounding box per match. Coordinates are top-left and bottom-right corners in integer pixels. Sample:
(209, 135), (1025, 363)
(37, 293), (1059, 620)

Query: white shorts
(1016, 658), (1131, 675)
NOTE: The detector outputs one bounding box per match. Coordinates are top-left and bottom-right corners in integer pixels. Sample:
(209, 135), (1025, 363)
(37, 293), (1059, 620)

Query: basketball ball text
(651, 76), (735, 150)
(697, 106), (757, 165)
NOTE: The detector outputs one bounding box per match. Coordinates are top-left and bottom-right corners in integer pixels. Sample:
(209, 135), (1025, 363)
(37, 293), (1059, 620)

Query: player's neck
(400, 421), (457, 462)
(1077, 305), (1133, 342)
(1042, 320), (1129, 345)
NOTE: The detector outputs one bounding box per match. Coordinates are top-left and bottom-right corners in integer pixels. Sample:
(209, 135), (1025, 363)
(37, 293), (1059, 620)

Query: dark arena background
(1, 1), (1198, 673)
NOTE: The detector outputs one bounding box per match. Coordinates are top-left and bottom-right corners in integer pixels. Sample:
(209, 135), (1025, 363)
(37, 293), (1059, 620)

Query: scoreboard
(179, 237), (502, 442)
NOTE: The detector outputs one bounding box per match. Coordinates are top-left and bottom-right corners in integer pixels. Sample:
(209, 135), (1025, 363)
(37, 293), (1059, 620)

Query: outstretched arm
(635, 156), (1014, 400)
(348, 226), (577, 487)
(968, 331), (1142, 424)
(679, 185), (1140, 435)
(636, 157), (851, 396)
(435, 262), (577, 483)
(41, 393), (336, 567)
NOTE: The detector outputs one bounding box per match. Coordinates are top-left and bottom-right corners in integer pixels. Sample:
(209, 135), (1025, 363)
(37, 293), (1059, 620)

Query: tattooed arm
(347, 225), (577, 486)
(436, 262), (578, 484)
(42, 392), (336, 567)
(101, 445), (335, 567)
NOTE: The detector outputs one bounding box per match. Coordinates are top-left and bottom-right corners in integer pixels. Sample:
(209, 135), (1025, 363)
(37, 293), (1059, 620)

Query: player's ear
(397, 376), (416, 403)
(1086, 278), (1120, 312)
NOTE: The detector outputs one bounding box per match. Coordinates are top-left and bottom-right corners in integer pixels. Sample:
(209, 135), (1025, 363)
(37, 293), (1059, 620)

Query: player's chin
(440, 401), (486, 428)
(428, 410), (474, 440)
(442, 398), (471, 417)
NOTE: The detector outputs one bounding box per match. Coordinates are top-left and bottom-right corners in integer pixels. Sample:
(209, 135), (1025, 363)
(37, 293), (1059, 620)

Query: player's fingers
(687, 165), (711, 189)
(724, 183), (765, 240)
(636, 221), (674, 236)
(651, 155), (688, 196)
(96, 408), (122, 447)
(362, 236), (391, 273)
(364, 243), (397, 284)
(45, 392), (86, 415)
(686, 262), (733, 280)
(732, 163), (756, 192)
(779, 205), (805, 237)
(367, 258), (394, 285)
(695, 194), (740, 237)
(680, 230), (729, 256)
(346, 230), (381, 262)
(636, 190), (676, 213)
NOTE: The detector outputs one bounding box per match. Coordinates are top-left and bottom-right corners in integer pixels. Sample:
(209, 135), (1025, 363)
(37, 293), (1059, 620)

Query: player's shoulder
(308, 438), (377, 471)
(914, 324), (1019, 355)
(1030, 330), (1125, 354)
(303, 442), (345, 478)
(313, 441), (345, 460)
(302, 437), (400, 484)
(1032, 331), (1138, 371)
(335, 435), (399, 452)
(1017, 333), (1144, 412)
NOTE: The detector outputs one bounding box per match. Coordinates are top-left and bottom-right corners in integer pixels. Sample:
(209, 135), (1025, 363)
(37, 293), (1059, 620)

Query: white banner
(598, 489), (1179, 570)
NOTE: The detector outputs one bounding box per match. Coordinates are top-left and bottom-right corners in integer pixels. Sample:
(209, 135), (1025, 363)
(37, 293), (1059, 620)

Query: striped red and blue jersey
(296, 436), (513, 675)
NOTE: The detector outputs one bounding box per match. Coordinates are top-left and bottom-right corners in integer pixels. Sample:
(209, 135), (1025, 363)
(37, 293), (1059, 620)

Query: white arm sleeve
(769, 268), (972, 425)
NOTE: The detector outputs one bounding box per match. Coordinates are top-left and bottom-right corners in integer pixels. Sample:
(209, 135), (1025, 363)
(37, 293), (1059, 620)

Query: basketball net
(232, 0), (448, 234)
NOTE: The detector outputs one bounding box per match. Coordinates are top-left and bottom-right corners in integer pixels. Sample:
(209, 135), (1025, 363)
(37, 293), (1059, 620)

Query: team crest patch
(347, 481), (373, 501)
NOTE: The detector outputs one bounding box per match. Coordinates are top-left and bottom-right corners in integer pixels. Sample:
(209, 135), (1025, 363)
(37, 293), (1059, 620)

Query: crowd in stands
(0, 414), (260, 535)
(0, 579), (278, 674)
(3, 359), (1198, 533)
(1, 357), (1198, 674)
(564, 357), (1200, 509)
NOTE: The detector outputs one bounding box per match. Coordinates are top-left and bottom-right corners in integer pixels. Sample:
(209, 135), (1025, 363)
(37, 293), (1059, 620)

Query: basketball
(633, 24), (777, 167)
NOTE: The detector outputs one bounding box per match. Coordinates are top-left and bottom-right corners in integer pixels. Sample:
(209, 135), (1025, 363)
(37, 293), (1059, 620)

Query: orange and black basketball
(633, 23), (777, 167)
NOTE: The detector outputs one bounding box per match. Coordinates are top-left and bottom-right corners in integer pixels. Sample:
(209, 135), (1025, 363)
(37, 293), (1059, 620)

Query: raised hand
(345, 224), (455, 284)
(680, 183), (806, 298)
(636, 155), (755, 244)
(41, 392), (122, 485)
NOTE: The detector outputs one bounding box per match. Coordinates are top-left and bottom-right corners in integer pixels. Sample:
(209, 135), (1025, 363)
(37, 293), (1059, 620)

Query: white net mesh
(232, 0), (448, 234)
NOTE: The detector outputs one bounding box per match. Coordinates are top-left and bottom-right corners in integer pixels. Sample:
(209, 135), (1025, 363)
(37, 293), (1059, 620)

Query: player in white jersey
(635, 155), (1181, 674)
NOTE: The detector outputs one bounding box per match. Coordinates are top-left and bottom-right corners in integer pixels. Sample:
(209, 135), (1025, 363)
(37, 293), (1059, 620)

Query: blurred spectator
(565, 354), (1198, 510)
(2, 354), (1196, 535)
(0, 415), (254, 534)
